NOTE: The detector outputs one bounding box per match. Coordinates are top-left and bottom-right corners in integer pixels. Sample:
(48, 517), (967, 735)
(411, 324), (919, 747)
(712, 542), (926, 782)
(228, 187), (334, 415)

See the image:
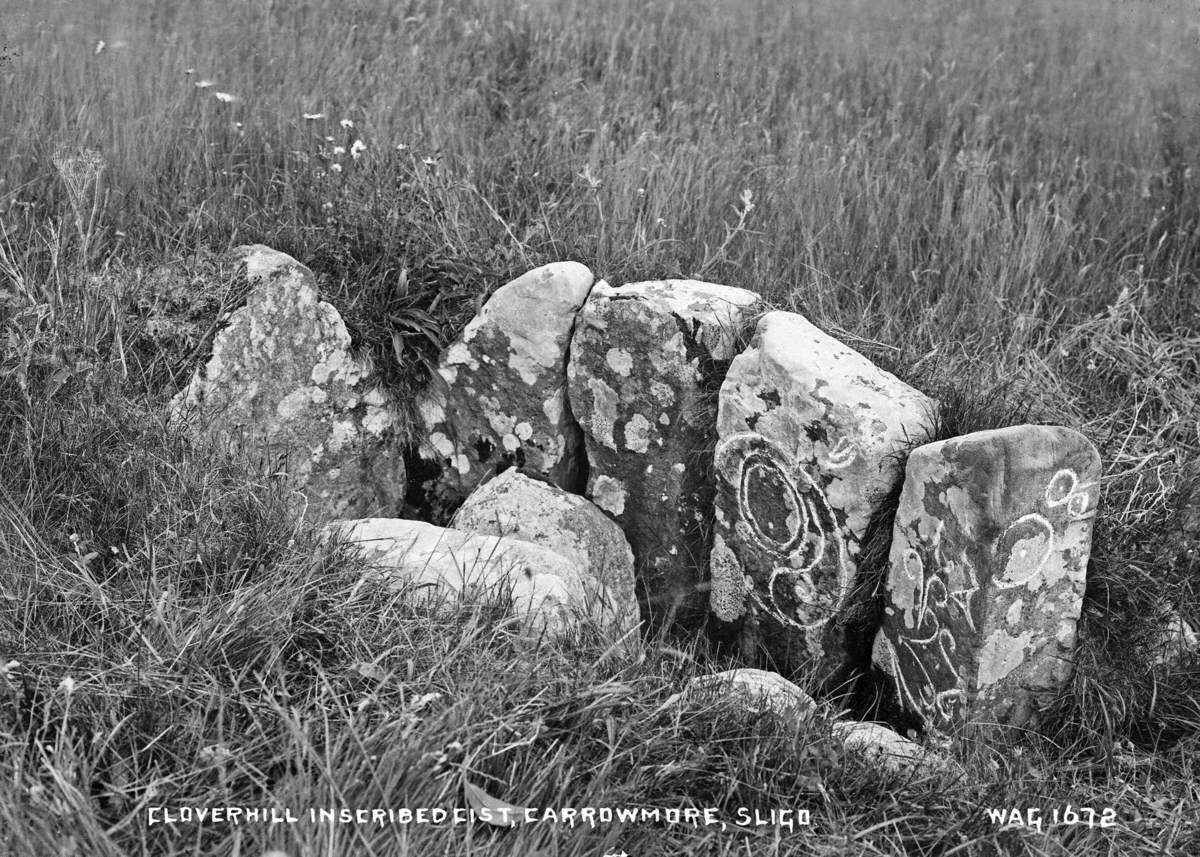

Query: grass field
(1, 0), (1199, 854)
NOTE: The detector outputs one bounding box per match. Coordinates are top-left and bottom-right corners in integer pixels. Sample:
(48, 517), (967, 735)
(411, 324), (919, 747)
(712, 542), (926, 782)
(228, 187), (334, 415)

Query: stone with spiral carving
(710, 310), (934, 681)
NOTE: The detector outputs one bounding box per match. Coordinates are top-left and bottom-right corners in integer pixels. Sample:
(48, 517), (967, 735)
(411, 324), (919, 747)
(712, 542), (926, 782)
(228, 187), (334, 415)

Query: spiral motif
(715, 432), (850, 629)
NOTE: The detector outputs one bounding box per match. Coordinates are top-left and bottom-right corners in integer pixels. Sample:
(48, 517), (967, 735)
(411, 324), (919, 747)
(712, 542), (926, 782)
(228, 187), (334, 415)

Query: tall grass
(2, 0), (1199, 853)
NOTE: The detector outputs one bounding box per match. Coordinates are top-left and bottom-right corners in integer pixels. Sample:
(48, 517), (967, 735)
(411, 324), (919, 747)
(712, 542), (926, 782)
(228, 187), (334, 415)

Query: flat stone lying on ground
(450, 468), (640, 646)
(169, 244), (405, 520)
(667, 668), (957, 778)
(323, 517), (638, 645)
(710, 310), (933, 678)
(830, 721), (960, 778)
(667, 668), (819, 725)
(417, 262), (595, 509)
(872, 424), (1101, 730)
(566, 279), (761, 625)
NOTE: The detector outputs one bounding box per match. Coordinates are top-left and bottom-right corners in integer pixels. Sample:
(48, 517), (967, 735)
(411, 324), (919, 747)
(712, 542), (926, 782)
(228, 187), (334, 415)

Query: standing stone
(451, 469), (640, 648)
(566, 280), (762, 625)
(323, 518), (636, 644)
(417, 263), (595, 510)
(710, 310), (933, 676)
(871, 425), (1101, 730)
(170, 245), (405, 520)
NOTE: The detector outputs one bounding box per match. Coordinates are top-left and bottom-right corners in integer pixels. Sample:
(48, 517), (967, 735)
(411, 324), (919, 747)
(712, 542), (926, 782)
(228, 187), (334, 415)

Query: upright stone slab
(710, 311), (933, 676)
(417, 263), (595, 508)
(566, 280), (762, 624)
(871, 425), (1101, 729)
(170, 245), (405, 520)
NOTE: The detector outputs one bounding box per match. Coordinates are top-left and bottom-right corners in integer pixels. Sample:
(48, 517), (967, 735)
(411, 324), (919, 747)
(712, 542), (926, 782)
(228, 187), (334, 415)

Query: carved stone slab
(566, 279), (761, 624)
(710, 310), (933, 675)
(871, 425), (1101, 729)
(417, 262), (595, 507)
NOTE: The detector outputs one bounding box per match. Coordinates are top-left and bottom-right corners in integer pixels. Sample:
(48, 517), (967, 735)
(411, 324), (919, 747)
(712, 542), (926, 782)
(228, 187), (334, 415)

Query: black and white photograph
(1, 0), (1198, 854)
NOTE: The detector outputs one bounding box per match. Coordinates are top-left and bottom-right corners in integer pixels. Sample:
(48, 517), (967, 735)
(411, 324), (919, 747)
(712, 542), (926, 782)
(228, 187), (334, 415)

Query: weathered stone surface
(1151, 608), (1199, 668)
(831, 721), (959, 778)
(170, 245), (405, 520)
(417, 263), (595, 508)
(450, 469), (638, 640)
(668, 668), (819, 726)
(710, 310), (933, 675)
(872, 425), (1101, 730)
(323, 518), (636, 642)
(566, 279), (762, 624)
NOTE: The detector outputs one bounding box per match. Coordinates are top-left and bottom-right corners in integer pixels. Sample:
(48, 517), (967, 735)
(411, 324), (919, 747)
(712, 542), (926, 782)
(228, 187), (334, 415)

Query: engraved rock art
(170, 245), (405, 521)
(417, 262), (596, 508)
(711, 310), (934, 677)
(566, 279), (761, 625)
(871, 425), (1101, 729)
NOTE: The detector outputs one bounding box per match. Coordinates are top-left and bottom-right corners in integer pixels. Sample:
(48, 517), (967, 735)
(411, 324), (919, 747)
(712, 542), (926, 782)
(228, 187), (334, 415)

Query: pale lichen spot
(327, 418), (358, 453)
(708, 534), (747, 621)
(591, 475), (626, 516)
(502, 433), (520, 452)
(605, 347), (634, 377)
(311, 348), (360, 386)
(430, 431), (456, 458)
(586, 377), (620, 450)
(508, 349), (542, 385)
(514, 421), (533, 441)
(451, 453), (471, 475)
(486, 409), (517, 437)
(445, 341), (478, 370)
(650, 380), (675, 406)
(976, 628), (1033, 686)
(542, 395), (563, 426)
(624, 413), (653, 453)
(1005, 598), (1024, 627)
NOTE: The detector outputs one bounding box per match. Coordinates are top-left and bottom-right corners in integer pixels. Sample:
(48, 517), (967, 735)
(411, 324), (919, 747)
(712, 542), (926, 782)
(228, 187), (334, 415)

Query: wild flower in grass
(350, 139), (366, 160)
(303, 112), (325, 120)
(332, 145), (346, 156)
(396, 143), (408, 151)
(56, 676), (76, 696)
(578, 163), (601, 189)
(195, 79), (215, 88)
(330, 163), (342, 174)
(184, 67), (194, 75)
(422, 156), (437, 167)
(340, 118), (354, 129)
(94, 40), (105, 55)
(213, 91), (238, 103)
